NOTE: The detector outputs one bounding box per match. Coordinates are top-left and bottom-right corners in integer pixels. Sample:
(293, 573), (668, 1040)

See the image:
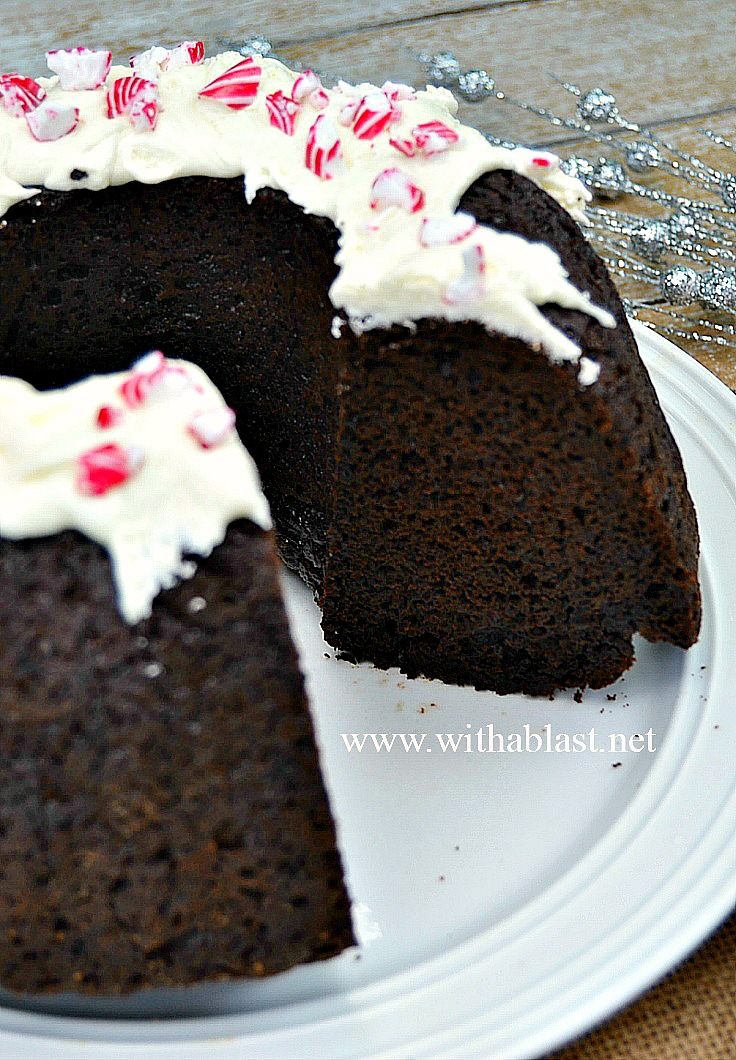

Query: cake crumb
(606, 693), (617, 701)
(612, 761), (622, 768)
(573, 689), (583, 704)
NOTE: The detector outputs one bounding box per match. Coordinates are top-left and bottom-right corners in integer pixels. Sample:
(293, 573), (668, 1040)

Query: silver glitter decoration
(660, 266), (700, 305)
(424, 52), (461, 85)
(720, 174), (736, 210)
(626, 140), (662, 172)
(457, 69), (495, 102)
(410, 50), (736, 351)
(630, 221), (670, 262)
(667, 210), (698, 242)
(590, 157), (628, 199)
(577, 88), (619, 123)
(561, 156), (596, 185)
(239, 35), (272, 58)
(699, 267), (736, 311)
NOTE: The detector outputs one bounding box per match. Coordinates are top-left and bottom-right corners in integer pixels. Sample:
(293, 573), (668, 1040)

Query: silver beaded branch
(413, 52), (736, 357)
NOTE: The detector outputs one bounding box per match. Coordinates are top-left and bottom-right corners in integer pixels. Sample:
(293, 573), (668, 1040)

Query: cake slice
(0, 358), (354, 995)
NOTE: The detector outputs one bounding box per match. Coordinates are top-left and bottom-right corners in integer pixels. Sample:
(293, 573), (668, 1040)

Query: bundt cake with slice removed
(0, 44), (700, 694)
(0, 360), (354, 995)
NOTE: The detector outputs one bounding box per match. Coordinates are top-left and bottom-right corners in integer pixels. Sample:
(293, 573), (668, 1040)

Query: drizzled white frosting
(0, 49), (615, 368)
(0, 358), (271, 624)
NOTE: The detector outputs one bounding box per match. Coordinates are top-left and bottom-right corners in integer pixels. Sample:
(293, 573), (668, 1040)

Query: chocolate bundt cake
(0, 360), (354, 994)
(0, 44), (700, 695)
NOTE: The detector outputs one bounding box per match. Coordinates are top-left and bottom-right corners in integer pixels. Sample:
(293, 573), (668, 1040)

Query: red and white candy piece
(169, 40), (205, 68)
(291, 69), (321, 101)
(338, 98), (360, 127)
(291, 69), (328, 110)
(381, 80), (415, 103)
(0, 73), (46, 117)
(443, 244), (486, 305)
(509, 146), (561, 175)
(107, 76), (160, 131)
(412, 120), (460, 156)
(198, 57), (261, 109)
(25, 100), (80, 142)
(96, 404), (124, 429)
(419, 212), (478, 248)
(76, 442), (144, 497)
(305, 115), (345, 180)
(46, 47), (112, 90)
(119, 351), (197, 407)
(352, 91), (393, 141)
(130, 41), (204, 79)
(370, 167), (425, 213)
(266, 90), (300, 136)
(389, 137), (416, 158)
(188, 407), (236, 449)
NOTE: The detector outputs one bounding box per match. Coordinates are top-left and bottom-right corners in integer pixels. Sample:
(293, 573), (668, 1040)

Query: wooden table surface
(3, 2), (735, 1057)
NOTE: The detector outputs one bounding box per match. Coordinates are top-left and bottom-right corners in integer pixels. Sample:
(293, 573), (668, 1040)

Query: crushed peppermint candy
(76, 442), (144, 496)
(106, 75), (160, 131)
(26, 100), (80, 142)
(198, 57), (261, 109)
(510, 146), (561, 176)
(305, 115), (344, 180)
(370, 168), (425, 213)
(96, 405), (124, 429)
(291, 69), (328, 110)
(352, 91), (393, 140)
(338, 98), (360, 127)
(119, 351), (197, 407)
(381, 81), (416, 103)
(420, 213), (478, 248)
(188, 407), (237, 449)
(444, 244), (486, 305)
(130, 41), (204, 80)
(412, 120), (460, 156)
(389, 137), (416, 158)
(46, 47), (112, 91)
(0, 73), (46, 117)
(266, 90), (300, 136)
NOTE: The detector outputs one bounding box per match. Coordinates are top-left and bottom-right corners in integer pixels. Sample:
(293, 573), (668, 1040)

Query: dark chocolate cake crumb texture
(0, 522), (353, 995)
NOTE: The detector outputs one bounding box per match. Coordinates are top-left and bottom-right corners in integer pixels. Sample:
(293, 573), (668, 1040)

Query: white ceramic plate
(0, 322), (734, 1059)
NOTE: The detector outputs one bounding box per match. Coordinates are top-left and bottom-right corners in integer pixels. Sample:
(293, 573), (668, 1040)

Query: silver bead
(667, 210), (698, 242)
(561, 155), (596, 185)
(239, 35), (272, 57)
(577, 88), (618, 123)
(630, 221), (670, 262)
(660, 266), (700, 305)
(720, 174), (736, 210)
(457, 69), (495, 102)
(625, 140), (662, 172)
(699, 266), (736, 311)
(425, 52), (461, 85)
(590, 157), (628, 199)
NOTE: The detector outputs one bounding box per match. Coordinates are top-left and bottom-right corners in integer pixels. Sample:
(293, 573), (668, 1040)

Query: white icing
(0, 50), (615, 365)
(577, 356), (601, 386)
(0, 359), (271, 624)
